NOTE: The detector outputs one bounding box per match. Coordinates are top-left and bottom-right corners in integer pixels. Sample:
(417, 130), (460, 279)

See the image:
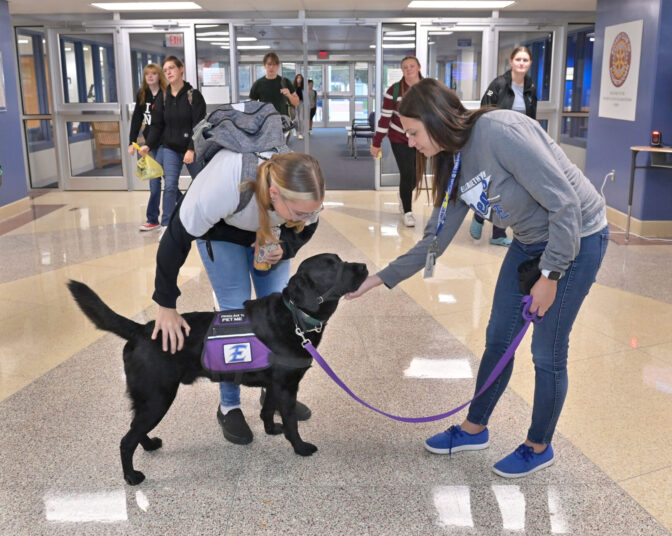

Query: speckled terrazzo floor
(0, 191), (670, 535)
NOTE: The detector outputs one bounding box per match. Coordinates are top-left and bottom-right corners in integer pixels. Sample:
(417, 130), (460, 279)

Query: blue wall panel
(0, 0), (28, 209)
(586, 0), (671, 221)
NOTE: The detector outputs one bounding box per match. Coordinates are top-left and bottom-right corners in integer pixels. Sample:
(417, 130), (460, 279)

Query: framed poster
(0, 52), (7, 112)
(598, 19), (644, 121)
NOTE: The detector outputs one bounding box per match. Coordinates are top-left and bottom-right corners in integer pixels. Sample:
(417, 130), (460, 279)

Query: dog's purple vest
(201, 310), (272, 381)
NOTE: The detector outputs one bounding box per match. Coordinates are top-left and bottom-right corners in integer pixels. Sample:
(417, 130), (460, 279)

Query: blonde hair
(139, 64), (168, 105)
(242, 153), (325, 244)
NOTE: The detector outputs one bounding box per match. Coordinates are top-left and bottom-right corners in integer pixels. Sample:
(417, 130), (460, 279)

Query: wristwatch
(541, 269), (561, 281)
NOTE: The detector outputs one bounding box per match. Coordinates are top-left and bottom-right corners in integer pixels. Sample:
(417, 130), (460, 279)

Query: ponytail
(241, 152), (325, 245)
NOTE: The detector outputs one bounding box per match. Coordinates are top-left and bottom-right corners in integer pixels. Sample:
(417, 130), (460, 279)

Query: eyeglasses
(276, 194), (323, 221)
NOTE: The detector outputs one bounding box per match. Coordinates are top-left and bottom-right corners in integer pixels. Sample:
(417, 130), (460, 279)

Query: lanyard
(434, 151), (462, 239)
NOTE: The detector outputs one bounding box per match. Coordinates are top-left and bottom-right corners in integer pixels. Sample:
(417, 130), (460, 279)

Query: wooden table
(627, 146), (672, 241)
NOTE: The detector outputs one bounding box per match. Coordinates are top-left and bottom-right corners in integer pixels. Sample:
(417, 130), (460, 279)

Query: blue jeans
(466, 226), (609, 444)
(145, 149), (161, 225)
(196, 239), (291, 407)
(155, 146), (198, 226)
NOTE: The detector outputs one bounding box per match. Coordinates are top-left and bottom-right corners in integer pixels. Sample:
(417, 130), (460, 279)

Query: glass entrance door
(119, 27), (194, 191)
(48, 28), (126, 189)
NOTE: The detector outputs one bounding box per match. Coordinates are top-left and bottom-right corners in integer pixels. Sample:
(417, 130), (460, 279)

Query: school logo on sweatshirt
(143, 103), (152, 126)
(461, 171), (510, 220)
(461, 171), (492, 218)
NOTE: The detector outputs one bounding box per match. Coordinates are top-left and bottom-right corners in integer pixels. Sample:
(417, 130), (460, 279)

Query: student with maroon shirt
(370, 56), (423, 227)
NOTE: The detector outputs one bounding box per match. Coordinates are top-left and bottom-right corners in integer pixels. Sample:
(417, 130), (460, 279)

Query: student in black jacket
(129, 64), (168, 232)
(139, 56), (206, 236)
(471, 46), (538, 246)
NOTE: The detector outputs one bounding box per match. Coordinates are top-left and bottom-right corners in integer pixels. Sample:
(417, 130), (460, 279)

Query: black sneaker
(260, 388), (312, 421)
(216, 407), (253, 445)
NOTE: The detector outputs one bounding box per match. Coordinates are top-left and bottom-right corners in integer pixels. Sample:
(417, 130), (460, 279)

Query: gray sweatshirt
(378, 110), (606, 288)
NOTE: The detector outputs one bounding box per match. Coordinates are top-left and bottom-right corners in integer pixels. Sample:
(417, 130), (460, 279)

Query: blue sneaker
(492, 444), (555, 478)
(489, 237), (512, 246)
(424, 425), (489, 455)
(469, 218), (483, 240)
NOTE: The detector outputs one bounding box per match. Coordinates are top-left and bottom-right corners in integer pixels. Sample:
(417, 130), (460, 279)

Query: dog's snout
(355, 262), (368, 276)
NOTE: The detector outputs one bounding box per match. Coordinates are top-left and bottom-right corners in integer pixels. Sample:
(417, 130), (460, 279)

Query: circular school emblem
(609, 31), (632, 87)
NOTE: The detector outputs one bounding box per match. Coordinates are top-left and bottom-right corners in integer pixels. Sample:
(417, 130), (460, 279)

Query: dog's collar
(283, 296), (324, 334)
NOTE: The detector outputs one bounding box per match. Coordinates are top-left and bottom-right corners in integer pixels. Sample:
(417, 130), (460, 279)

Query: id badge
(423, 240), (438, 279)
(423, 250), (436, 278)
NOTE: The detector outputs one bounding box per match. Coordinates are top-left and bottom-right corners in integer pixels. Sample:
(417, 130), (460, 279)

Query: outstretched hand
(345, 274), (383, 300)
(151, 306), (191, 354)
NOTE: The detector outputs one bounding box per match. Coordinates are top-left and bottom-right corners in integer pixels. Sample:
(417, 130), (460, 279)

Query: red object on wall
(317, 50), (328, 60)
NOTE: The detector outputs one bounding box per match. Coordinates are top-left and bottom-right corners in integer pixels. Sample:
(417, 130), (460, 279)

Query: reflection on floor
(0, 191), (670, 535)
(75, 163), (123, 177)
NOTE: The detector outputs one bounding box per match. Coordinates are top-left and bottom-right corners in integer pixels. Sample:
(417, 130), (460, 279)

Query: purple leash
(299, 295), (542, 423)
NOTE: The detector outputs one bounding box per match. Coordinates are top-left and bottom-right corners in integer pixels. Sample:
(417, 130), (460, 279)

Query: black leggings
(390, 141), (417, 214)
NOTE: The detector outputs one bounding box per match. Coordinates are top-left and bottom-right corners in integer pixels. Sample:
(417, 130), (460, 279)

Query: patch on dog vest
(201, 310), (272, 380)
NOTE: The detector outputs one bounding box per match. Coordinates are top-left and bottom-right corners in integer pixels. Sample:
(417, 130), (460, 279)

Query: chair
(351, 112), (375, 159)
(91, 122), (121, 168)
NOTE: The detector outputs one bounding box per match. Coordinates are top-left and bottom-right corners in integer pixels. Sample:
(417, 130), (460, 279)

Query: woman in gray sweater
(347, 78), (608, 478)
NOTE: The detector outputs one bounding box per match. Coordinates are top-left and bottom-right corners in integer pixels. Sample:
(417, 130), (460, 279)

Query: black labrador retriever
(67, 253), (368, 485)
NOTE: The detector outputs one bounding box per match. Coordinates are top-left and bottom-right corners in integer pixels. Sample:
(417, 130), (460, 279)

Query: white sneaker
(298, 134), (304, 140)
(157, 226), (166, 242)
(403, 212), (415, 227)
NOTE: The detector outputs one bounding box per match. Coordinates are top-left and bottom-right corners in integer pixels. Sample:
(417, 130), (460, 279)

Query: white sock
(220, 404), (241, 415)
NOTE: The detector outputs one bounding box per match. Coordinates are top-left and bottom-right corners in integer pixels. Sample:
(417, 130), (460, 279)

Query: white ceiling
(8, 0), (596, 16)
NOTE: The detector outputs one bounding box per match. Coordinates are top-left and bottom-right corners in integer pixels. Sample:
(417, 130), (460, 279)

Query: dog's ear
(287, 273), (321, 313)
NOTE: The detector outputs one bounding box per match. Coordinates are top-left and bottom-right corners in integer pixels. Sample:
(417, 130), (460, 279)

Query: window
(562, 26), (594, 147)
(16, 27), (58, 188)
(59, 34), (117, 103)
(281, 62), (297, 84)
(429, 31), (483, 101)
(196, 24), (230, 105)
(328, 65), (350, 92)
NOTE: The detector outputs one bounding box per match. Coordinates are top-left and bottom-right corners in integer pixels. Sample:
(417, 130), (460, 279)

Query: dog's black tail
(67, 280), (143, 341)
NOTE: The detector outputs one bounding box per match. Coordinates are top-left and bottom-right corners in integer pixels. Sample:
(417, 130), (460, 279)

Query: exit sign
(166, 33), (183, 47)
(317, 50), (328, 60)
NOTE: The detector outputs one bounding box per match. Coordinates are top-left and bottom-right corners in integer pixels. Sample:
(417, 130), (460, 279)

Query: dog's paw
(264, 422), (283, 435)
(124, 470), (146, 486)
(141, 437), (163, 451)
(293, 441), (318, 456)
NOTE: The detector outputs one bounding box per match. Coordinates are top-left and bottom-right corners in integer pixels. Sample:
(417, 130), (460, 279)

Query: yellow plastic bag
(132, 142), (164, 180)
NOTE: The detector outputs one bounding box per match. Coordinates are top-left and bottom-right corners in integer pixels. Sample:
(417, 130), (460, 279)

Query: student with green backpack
(370, 56), (423, 227)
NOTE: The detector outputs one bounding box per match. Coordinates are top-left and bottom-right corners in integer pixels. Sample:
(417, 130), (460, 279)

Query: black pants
(473, 213), (507, 239)
(390, 141), (417, 214)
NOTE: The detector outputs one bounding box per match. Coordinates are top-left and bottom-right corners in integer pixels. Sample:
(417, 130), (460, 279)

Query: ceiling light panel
(91, 2), (202, 11)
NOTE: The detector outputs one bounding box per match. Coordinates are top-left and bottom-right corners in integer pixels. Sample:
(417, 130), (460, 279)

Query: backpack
(191, 101), (291, 213)
(392, 81), (402, 105)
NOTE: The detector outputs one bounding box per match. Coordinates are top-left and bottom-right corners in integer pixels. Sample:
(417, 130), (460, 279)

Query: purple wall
(585, 0), (672, 221)
(0, 0), (28, 209)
